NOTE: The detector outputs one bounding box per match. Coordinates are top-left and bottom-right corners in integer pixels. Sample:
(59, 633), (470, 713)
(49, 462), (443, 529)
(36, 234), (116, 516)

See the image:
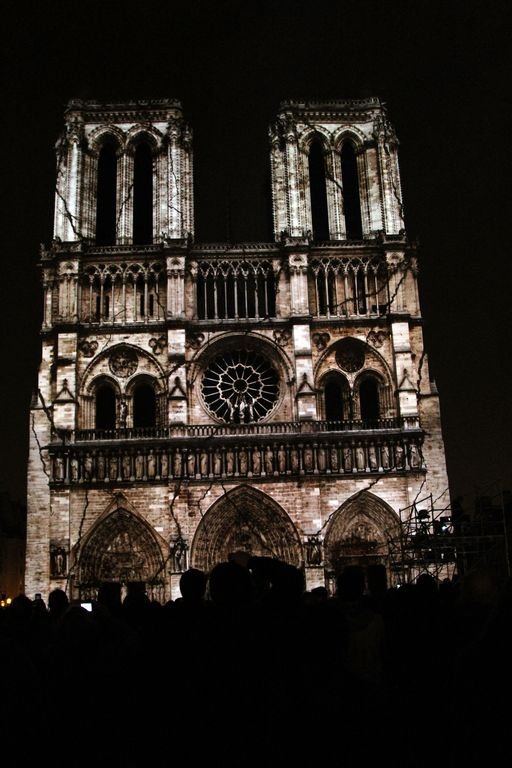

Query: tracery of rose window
(201, 350), (279, 423)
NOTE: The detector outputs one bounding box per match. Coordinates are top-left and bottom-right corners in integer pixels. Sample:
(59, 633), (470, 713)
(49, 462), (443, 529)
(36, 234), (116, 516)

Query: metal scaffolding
(388, 481), (511, 585)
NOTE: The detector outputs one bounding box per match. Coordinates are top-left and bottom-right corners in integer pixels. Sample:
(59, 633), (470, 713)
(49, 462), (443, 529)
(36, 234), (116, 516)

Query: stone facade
(25, 98), (450, 602)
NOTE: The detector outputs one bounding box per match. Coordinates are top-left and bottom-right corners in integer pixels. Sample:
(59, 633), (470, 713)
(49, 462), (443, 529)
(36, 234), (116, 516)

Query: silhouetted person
(47, 587), (69, 624)
(178, 567), (208, 602)
(1, 595), (49, 759)
(332, 566), (388, 761)
(171, 567), (214, 662)
(96, 581), (123, 619)
(450, 576), (512, 762)
(208, 559), (255, 609)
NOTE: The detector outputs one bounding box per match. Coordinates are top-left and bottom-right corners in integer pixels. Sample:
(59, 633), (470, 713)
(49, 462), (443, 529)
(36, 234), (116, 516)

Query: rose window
(201, 349), (279, 423)
(336, 339), (365, 372)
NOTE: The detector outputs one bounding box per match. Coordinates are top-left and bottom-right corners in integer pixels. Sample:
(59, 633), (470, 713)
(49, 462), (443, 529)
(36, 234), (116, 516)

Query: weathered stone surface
(25, 98), (450, 602)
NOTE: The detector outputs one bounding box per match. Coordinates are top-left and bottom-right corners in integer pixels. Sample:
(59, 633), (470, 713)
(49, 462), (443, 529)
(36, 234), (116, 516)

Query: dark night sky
(1, 0), (510, 510)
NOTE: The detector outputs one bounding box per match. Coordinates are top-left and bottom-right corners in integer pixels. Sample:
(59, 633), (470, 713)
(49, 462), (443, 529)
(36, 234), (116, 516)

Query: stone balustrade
(48, 428), (424, 485)
(73, 416), (419, 443)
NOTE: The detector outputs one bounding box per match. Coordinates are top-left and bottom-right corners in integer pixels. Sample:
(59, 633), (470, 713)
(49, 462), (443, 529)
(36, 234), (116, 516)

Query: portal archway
(191, 486), (303, 572)
(323, 491), (401, 591)
(74, 506), (167, 602)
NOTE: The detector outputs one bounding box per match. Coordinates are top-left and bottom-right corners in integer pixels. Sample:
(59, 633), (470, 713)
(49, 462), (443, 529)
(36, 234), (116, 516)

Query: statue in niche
(368, 444), (378, 470)
(395, 444), (405, 469)
(290, 448), (299, 473)
(200, 451), (209, 476)
(171, 536), (188, 573)
(409, 443), (421, 469)
(122, 453), (131, 480)
(226, 450), (235, 475)
(160, 452), (168, 478)
(236, 394), (254, 424)
(356, 444), (365, 470)
(119, 398), (128, 428)
(70, 456), (79, 481)
(381, 443), (390, 470)
(317, 446), (326, 472)
(239, 448), (248, 475)
(330, 447), (339, 472)
(343, 446), (352, 471)
(84, 452), (93, 479)
(173, 450), (182, 477)
(278, 445), (287, 473)
(264, 446), (274, 474)
(50, 546), (67, 577)
(187, 451), (196, 476)
(252, 447), (261, 474)
(135, 451), (144, 479)
(109, 454), (118, 480)
(96, 452), (105, 480)
(147, 450), (156, 478)
(213, 449), (222, 476)
(305, 536), (322, 566)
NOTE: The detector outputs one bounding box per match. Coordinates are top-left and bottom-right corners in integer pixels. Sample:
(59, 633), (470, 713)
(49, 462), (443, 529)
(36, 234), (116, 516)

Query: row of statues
(52, 441), (422, 482)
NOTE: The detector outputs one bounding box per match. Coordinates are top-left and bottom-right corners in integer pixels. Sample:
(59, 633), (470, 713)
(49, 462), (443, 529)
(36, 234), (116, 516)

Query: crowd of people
(1, 556), (510, 766)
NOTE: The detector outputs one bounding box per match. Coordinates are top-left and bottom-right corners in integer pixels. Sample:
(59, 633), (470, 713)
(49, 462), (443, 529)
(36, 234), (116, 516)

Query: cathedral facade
(25, 97), (450, 602)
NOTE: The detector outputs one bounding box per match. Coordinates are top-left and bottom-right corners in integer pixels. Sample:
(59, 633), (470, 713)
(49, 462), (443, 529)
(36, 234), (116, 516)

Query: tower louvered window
(133, 141), (153, 245)
(96, 139), (118, 245)
(341, 141), (363, 240)
(308, 139), (329, 240)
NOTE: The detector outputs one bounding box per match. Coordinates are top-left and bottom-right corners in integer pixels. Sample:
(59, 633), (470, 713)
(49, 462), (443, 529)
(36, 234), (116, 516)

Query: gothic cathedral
(25, 98), (450, 602)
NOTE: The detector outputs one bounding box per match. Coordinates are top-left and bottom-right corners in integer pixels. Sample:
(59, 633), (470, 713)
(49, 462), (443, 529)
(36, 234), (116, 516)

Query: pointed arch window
(341, 141), (363, 240)
(95, 383), (116, 430)
(354, 268), (367, 315)
(133, 141), (153, 245)
(96, 139), (118, 245)
(315, 268), (337, 315)
(359, 377), (380, 425)
(324, 374), (352, 424)
(197, 260), (276, 320)
(133, 383), (156, 428)
(308, 139), (329, 240)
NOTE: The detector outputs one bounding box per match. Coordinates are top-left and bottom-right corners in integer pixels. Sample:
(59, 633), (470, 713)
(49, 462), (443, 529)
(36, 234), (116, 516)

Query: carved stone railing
(73, 416), (419, 443)
(84, 243), (167, 257)
(192, 243), (278, 254)
(48, 424), (424, 486)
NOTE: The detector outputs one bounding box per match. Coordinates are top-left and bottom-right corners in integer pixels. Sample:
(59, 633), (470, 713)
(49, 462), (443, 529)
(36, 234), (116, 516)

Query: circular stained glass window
(201, 349), (280, 423)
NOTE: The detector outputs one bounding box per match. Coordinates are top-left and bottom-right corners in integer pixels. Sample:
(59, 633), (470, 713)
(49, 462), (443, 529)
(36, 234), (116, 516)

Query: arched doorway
(323, 491), (401, 593)
(74, 507), (167, 603)
(191, 486), (303, 573)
